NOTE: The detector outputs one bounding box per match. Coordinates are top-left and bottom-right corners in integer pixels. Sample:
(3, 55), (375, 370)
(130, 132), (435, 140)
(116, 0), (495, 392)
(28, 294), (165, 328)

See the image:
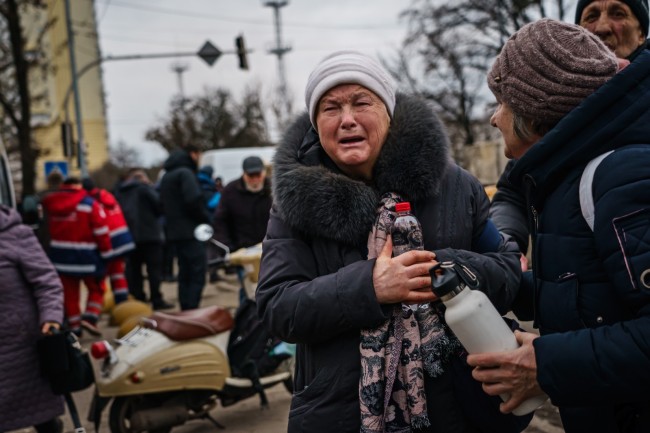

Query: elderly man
(212, 155), (272, 252)
(256, 51), (522, 433)
(578, 0), (648, 57)
(490, 0), (649, 258)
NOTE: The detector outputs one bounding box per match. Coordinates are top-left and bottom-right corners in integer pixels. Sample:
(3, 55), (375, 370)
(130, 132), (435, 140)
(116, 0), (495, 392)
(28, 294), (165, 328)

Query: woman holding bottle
(256, 51), (523, 433)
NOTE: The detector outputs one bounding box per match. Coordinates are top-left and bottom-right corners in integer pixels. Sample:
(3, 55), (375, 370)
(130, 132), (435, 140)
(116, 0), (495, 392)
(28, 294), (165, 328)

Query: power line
(94, 0), (399, 30)
(97, 0), (112, 23)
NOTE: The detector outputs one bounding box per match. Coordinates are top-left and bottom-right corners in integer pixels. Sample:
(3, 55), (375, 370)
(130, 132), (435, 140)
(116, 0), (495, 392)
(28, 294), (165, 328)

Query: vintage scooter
(88, 225), (294, 433)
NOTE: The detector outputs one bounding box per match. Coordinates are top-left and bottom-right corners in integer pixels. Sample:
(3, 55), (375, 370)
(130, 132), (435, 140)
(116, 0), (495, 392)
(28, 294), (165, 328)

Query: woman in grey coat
(0, 205), (65, 433)
(256, 51), (522, 433)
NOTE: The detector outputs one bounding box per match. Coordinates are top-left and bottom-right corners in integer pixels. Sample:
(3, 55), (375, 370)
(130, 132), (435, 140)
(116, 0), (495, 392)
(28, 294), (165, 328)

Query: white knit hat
(305, 51), (397, 128)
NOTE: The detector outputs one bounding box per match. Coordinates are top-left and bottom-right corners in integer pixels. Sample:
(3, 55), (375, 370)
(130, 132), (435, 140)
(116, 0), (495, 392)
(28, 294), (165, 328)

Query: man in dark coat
(115, 168), (173, 310)
(256, 51), (521, 433)
(159, 145), (211, 310)
(212, 155), (272, 252)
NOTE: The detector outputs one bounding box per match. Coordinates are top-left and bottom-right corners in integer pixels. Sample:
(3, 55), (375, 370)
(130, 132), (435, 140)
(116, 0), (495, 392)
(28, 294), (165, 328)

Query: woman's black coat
(257, 94), (521, 432)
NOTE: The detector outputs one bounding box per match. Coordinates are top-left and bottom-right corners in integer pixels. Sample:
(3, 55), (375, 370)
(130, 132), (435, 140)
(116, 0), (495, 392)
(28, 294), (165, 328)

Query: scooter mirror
(194, 224), (214, 242)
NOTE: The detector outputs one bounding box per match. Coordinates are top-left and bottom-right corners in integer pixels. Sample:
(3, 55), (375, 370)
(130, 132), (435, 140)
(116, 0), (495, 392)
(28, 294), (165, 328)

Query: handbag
(37, 329), (94, 433)
(37, 329), (95, 395)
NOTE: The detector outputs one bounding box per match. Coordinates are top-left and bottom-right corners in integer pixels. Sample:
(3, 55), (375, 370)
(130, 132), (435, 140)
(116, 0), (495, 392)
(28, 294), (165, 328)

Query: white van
(0, 139), (16, 208)
(199, 146), (276, 184)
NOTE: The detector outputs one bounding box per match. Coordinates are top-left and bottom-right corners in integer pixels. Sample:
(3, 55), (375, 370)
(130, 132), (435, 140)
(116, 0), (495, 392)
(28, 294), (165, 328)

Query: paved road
(12, 274), (564, 433)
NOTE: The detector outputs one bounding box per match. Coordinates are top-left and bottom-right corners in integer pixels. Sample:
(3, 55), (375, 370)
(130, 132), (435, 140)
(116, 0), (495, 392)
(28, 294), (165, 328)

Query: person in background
(212, 155), (272, 253)
(196, 165), (223, 283)
(115, 169), (173, 310)
(83, 177), (135, 305)
(490, 0), (649, 260)
(161, 227), (177, 282)
(214, 176), (224, 194)
(156, 169), (177, 283)
(467, 19), (650, 433)
(0, 204), (65, 433)
(197, 165), (221, 218)
(18, 170), (66, 253)
(40, 177), (112, 337)
(159, 145), (211, 310)
(256, 51), (522, 433)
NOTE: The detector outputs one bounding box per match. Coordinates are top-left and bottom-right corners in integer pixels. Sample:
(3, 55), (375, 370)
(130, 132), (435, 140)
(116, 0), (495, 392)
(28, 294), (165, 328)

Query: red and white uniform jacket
(41, 186), (113, 276)
(87, 188), (135, 259)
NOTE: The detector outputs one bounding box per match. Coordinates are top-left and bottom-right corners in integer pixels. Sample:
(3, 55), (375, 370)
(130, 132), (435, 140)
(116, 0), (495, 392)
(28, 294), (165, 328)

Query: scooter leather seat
(145, 305), (234, 341)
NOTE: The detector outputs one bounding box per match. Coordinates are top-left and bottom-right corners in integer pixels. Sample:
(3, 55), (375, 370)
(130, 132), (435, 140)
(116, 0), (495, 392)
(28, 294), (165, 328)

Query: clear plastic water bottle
(391, 201), (424, 256)
(430, 263), (548, 416)
(392, 201), (427, 311)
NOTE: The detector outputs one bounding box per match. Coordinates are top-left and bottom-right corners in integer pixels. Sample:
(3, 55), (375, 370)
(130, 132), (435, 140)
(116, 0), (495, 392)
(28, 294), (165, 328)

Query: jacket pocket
(613, 208), (650, 291)
(537, 273), (585, 333)
(288, 369), (336, 419)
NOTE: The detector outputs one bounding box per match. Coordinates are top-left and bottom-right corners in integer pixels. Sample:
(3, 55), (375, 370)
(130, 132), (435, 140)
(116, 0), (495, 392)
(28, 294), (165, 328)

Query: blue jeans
(173, 239), (206, 310)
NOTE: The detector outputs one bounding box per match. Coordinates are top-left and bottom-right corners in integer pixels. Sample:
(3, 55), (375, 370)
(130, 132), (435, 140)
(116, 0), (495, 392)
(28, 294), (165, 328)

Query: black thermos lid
(430, 264), (460, 298)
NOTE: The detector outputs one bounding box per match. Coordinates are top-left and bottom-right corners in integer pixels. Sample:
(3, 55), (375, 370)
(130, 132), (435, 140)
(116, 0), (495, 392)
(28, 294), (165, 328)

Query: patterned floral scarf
(360, 193), (460, 433)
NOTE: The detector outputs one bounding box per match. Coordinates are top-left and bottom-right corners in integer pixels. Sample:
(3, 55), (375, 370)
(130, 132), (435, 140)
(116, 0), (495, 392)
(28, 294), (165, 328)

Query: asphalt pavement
(10, 273), (563, 433)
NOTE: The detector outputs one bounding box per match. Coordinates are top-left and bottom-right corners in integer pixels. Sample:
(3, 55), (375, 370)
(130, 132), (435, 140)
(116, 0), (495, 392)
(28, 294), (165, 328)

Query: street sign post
(197, 41), (222, 66)
(44, 161), (69, 178)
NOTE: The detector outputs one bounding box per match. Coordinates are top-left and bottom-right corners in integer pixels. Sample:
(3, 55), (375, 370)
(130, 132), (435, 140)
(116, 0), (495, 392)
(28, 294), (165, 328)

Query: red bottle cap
(395, 202), (411, 212)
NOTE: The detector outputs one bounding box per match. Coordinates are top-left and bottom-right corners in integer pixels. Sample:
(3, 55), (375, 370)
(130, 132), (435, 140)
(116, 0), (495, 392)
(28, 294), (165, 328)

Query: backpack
(227, 295), (292, 406)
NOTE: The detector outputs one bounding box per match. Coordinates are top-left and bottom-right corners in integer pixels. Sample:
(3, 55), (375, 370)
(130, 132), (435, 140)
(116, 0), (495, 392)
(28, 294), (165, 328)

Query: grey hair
(512, 112), (556, 141)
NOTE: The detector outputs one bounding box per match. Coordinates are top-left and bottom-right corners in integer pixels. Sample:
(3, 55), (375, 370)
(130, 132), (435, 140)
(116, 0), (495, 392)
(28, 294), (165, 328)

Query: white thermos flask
(431, 262), (548, 416)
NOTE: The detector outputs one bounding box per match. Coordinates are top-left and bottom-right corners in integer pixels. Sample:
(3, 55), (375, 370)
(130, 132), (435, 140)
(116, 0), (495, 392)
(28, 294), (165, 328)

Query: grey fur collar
(273, 93), (450, 246)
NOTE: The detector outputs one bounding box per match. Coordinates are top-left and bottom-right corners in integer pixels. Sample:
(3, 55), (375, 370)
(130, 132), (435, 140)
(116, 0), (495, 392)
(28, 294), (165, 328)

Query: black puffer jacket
(115, 179), (163, 244)
(159, 150), (210, 241)
(489, 43), (650, 255)
(508, 49), (650, 433)
(256, 94), (521, 433)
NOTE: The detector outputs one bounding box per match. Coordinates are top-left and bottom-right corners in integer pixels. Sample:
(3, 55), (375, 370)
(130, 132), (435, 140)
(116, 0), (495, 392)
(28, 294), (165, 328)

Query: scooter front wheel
(109, 395), (173, 433)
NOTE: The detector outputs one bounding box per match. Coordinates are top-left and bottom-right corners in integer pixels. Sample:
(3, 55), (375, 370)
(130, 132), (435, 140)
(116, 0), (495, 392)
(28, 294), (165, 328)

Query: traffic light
(235, 35), (248, 70)
(61, 122), (73, 157)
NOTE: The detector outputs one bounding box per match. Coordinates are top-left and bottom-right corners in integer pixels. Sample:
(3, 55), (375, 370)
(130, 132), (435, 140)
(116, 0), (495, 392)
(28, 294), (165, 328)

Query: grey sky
(95, 0), (409, 166)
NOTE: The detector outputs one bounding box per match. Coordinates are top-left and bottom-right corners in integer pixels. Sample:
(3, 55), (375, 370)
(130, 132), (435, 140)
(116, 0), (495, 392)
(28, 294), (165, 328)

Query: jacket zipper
(524, 174), (539, 328)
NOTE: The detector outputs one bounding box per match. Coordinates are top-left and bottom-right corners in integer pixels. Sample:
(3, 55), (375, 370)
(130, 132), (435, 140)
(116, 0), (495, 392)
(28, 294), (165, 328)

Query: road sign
(44, 161), (68, 178)
(198, 41), (222, 66)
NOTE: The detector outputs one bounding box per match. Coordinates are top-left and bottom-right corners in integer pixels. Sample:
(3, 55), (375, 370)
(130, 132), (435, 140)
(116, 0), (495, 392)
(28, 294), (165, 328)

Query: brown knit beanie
(488, 19), (618, 123)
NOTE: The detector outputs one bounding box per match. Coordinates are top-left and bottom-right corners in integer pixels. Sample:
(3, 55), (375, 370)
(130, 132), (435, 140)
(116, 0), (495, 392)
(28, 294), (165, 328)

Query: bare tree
(391, 0), (573, 164)
(0, 0), (52, 196)
(145, 84), (273, 152)
(110, 139), (142, 169)
(268, 84), (295, 139)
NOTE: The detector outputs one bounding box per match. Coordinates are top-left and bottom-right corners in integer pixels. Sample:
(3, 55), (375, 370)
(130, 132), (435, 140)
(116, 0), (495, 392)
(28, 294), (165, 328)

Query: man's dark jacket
(509, 51), (650, 433)
(159, 150), (210, 241)
(212, 177), (272, 251)
(256, 94), (521, 433)
(115, 179), (163, 243)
